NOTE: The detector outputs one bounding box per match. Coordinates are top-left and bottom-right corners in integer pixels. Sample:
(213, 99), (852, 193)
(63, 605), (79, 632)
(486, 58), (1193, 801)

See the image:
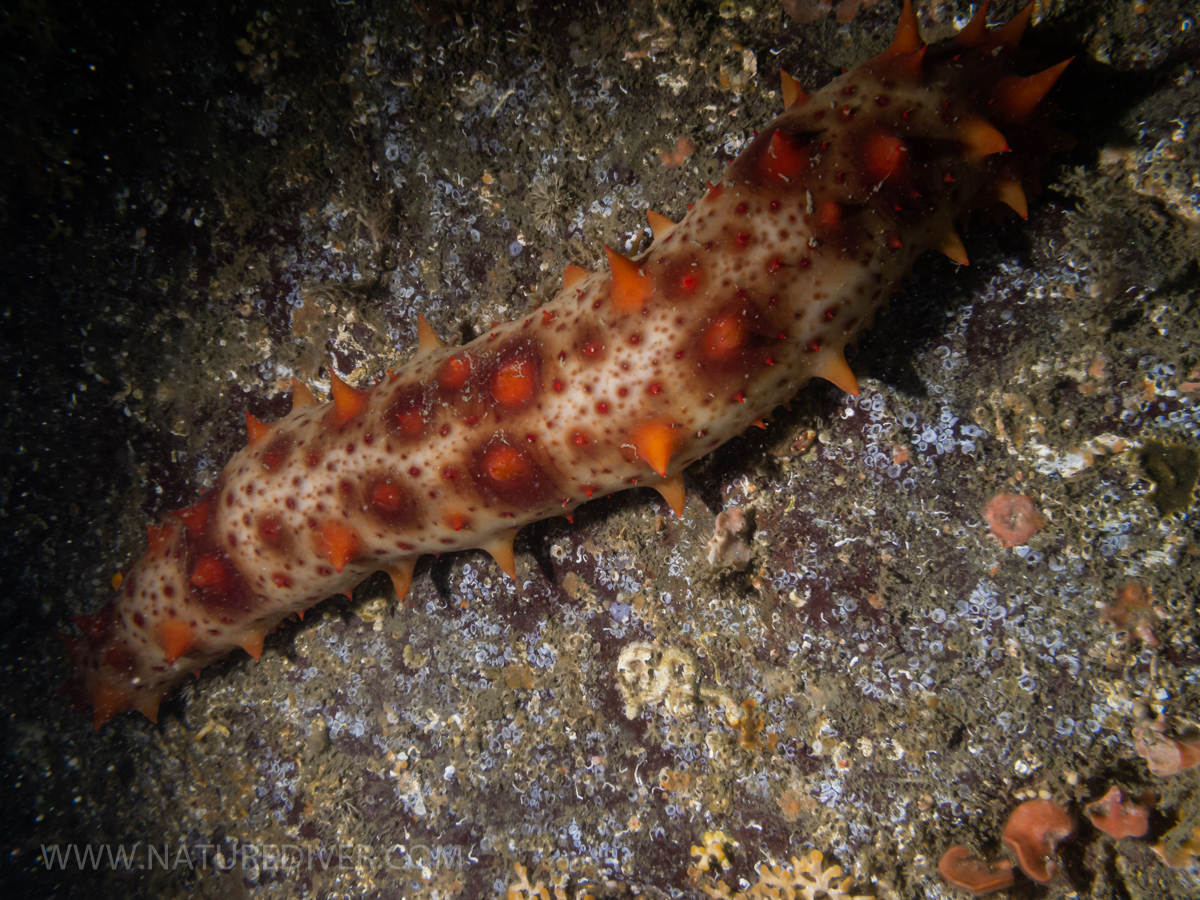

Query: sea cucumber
(61, 1), (1073, 729)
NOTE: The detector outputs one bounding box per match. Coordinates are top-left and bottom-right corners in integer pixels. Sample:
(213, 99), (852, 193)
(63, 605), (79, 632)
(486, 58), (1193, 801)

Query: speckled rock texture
(2, 1), (1199, 898)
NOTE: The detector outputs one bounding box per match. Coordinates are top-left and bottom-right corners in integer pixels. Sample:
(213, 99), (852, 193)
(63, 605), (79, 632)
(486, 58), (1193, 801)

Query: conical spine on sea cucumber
(61, 1), (1072, 729)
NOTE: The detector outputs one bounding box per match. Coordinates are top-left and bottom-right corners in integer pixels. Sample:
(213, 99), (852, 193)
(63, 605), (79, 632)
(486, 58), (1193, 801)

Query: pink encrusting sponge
(61, 1), (1073, 728)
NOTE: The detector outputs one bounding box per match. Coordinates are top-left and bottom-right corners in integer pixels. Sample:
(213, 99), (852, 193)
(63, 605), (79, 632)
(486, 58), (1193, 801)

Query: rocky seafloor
(2, 0), (1199, 897)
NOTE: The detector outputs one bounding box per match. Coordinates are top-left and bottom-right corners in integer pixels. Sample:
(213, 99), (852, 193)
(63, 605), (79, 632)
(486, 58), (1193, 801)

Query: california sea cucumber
(62, 1), (1073, 728)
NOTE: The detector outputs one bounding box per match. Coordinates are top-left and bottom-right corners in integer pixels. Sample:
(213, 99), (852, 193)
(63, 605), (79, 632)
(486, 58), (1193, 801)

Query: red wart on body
(61, 1), (1073, 729)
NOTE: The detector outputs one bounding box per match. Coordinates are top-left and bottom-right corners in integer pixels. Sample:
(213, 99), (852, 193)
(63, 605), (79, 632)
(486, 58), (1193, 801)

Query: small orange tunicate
(937, 845), (1014, 895)
(983, 493), (1045, 548)
(1084, 785), (1151, 839)
(1001, 799), (1075, 883)
(659, 136), (695, 168)
(1099, 581), (1162, 646)
(1133, 716), (1200, 777)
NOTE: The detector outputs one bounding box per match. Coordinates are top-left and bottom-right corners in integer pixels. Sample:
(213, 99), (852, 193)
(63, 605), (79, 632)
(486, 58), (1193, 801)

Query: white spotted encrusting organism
(62, 1), (1073, 728)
